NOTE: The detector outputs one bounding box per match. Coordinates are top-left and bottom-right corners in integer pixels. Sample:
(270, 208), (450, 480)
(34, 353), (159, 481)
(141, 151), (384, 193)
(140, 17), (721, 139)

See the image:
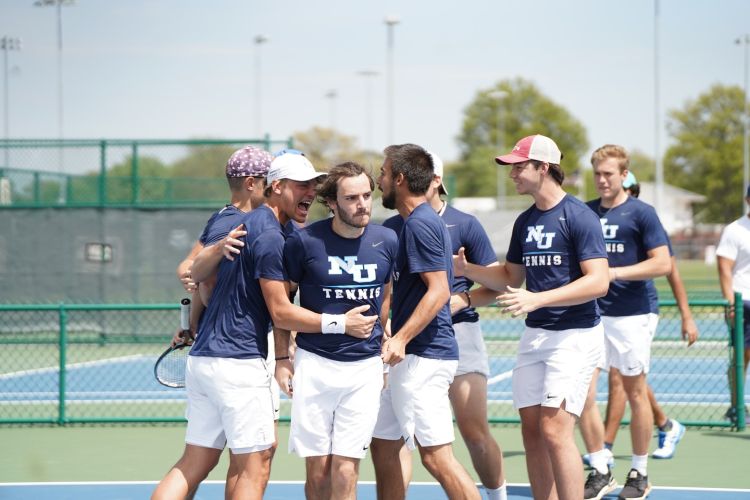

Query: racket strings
(155, 345), (190, 388)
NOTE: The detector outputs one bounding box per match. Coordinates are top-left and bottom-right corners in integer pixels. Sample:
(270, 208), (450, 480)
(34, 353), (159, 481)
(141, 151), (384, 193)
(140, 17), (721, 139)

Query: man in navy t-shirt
(280, 161), (397, 499)
(579, 145), (670, 500)
(456, 135), (609, 500)
(371, 143), (480, 500)
(154, 145), (274, 500)
(383, 151), (508, 500)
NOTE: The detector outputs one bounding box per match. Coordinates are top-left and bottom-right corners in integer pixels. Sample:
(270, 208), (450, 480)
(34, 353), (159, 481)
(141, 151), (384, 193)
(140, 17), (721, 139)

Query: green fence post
(131, 142), (139, 205)
(33, 171), (40, 205)
(99, 140), (107, 205)
(264, 133), (271, 152)
(58, 303), (67, 425)
(735, 292), (746, 431)
(66, 174), (73, 204)
(286, 136), (294, 149)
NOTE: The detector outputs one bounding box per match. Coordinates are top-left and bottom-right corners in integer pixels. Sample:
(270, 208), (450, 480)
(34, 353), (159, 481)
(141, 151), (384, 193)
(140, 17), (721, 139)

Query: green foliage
(664, 84), (746, 222)
(628, 149), (655, 183)
(453, 77), (589, 197)
(171, 145), (236, 178)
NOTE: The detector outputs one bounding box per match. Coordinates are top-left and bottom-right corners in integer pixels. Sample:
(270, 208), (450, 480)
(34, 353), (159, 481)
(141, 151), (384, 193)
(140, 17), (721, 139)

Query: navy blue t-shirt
(384, 205), (497, 324)
(506, 194), (607, 330)
(190, 205), (287, 359)
(390, 203), (458, 360)
(198, 205), (247, 246)
(586, 197), (669, 316)
(284, 219), (398, 361)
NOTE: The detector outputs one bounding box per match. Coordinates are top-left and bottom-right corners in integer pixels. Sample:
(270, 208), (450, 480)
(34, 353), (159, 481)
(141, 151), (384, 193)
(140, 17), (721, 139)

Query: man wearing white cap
(382, 151), (508, 500)
(456, 134), (609, 500)
(155, 153), (377, 500)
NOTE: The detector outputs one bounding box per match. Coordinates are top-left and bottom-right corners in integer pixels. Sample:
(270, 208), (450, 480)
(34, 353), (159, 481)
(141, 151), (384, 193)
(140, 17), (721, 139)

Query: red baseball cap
(495, 134), (563, 165)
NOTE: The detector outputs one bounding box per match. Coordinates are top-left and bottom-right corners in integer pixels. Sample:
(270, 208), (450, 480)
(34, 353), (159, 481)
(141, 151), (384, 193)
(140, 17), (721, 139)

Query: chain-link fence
(0, 300), (745, 429)
(0, 138), (293, 208)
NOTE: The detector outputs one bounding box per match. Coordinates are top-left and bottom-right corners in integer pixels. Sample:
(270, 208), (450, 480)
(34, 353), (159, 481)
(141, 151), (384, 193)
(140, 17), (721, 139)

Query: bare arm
(717, 255), (737, 324)
(380, 282), (392, 334)
(381, 270), (451, 366)
(450, 285), (499, 315)
(259, 278), (376, 338)
(610, 245), (671, 281)
(454, 247), (526, 291)
(191, 224), (247, 283)
(176, 241), (204, 292)
(498, 257), (610, 316)
(666, 256), (698, 345)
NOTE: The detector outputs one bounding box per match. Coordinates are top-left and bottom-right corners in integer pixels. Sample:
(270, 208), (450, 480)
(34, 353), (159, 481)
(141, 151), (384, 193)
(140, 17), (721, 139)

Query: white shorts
(266, 330), (280, 421)
(185, 356), (275, 454)
(289, 349), (383, 459)
(372, 355), (457, 451)
(512, 324), (603, 417)
(602, 313), (656, 377)
(454, 321), (490, 377)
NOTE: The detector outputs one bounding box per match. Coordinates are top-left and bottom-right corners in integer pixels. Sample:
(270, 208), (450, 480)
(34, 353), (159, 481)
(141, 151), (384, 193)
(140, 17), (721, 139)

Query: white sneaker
(652, 419), (686, 459)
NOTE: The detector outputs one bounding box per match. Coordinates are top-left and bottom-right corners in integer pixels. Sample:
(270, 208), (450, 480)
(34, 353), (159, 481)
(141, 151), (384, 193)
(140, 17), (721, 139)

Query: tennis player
(456, 134), (609, 500)
(278, 161), (397, 500)
(154, 145), (274, 500)
(382, 151), (507, 500)
(581, 144), (671, 500)
(371, 143), (480, 500)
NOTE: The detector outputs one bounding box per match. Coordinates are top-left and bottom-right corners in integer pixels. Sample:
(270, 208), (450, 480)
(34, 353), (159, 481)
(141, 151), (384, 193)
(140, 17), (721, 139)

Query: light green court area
(1, 423), (747, 489)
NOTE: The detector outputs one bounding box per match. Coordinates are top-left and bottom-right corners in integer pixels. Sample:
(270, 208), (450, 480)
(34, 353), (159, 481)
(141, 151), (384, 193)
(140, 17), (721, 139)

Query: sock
(604, 441), (613, 450)
(658, 419), (673, 432)
(631, 454), (648, 476)
(485, 481), (507, 500)
(589, 448), (611, 475)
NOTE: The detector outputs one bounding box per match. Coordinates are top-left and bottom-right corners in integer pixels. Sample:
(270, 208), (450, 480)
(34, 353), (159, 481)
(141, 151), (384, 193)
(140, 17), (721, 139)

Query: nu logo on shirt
(328, 256), (377, 283)
(525, 225), (556, 249)
(600, 218), (619, 239)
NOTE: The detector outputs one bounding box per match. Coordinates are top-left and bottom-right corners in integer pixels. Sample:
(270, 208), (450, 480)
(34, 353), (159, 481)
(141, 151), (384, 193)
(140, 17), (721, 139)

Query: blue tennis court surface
(1, 481), (748, 499)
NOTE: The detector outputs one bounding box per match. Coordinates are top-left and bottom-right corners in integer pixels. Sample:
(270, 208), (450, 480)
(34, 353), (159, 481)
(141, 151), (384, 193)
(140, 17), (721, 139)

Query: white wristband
(321, 313), (346, 334)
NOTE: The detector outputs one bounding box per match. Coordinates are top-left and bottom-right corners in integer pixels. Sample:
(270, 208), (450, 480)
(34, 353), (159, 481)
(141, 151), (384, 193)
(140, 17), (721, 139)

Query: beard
(381, 189), (396, 210)
(338, 208), (370, 229)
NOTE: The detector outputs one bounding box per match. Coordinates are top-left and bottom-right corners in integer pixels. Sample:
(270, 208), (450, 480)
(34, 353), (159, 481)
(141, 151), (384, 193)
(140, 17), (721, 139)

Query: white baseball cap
(266, 153), (327, 183)
(427, 150), (448, 195)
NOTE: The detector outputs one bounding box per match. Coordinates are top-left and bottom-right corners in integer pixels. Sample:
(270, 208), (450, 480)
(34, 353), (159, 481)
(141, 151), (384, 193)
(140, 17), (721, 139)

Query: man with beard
(371, 143), (480, 500)
(274, 161), (397, 500)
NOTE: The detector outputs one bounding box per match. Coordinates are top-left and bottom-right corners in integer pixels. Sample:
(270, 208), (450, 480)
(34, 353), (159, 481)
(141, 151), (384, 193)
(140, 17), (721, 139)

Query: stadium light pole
(489, 90), (508, 211)
(384, 16), (399, 145)
(34, 0), (73, 174)
(653, 0), (663, 217)
(1, 36), (21, 168)
(324, 89), (337, 130)
(736, 34), (750, 213)
(357, 70), (379, 151)
(254, 34), (268, 138)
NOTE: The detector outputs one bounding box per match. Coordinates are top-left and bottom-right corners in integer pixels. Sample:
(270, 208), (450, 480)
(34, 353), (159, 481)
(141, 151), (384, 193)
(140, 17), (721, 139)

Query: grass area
(655, 259), (722, 299)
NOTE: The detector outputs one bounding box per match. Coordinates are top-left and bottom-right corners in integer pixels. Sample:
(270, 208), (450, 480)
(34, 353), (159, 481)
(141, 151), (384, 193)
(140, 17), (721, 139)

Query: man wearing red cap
(456, 134), (609, 500)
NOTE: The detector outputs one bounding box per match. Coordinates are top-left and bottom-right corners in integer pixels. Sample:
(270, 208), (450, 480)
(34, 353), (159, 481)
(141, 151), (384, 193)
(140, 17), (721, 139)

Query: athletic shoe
(617, 468), (651, 499)
(584, 468), (617, 499)
(582, 448), (615, 469)
(652, 419), (686, 459)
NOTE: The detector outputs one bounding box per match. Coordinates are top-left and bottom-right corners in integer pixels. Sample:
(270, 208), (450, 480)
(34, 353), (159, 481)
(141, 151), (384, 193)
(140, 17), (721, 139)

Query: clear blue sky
(1, 0), (749, 168)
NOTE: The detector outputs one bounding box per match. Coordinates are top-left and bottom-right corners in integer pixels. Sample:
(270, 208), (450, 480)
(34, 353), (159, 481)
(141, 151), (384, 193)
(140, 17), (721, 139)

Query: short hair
(591, 144), (629, 172)
(227, 176), (247, 192)
(316, 161), (374, 208)
(528, 160), (565, 186)
(627, 183), (641, 198)
(383, 143), (433, 195)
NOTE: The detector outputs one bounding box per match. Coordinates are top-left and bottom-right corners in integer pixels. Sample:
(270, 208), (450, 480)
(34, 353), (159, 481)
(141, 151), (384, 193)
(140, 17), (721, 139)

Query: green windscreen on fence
(0, 300), (745, 429)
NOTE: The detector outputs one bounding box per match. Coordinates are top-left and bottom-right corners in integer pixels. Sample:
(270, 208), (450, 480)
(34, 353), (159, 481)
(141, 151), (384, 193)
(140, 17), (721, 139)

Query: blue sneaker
(652, 419), (686, 459)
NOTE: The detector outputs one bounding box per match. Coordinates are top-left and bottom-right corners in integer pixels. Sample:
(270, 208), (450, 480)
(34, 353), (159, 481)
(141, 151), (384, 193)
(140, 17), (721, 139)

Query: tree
(664, 84), (745, 223)
(453, 77), (589, 198)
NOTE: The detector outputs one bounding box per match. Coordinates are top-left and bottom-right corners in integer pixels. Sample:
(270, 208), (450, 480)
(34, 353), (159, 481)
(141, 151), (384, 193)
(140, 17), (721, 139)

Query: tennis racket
(154, 298), (193, 388)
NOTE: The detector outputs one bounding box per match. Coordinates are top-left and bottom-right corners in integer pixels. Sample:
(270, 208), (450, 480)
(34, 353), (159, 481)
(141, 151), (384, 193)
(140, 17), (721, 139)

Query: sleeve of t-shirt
(384, 231), (399, 283)
(198, 212), (218, 245)
(404, 218), (447, 273)
(716, 224), (739, 260)
(463, 216), (498, 265)
(640, 207), (670, 251)
(572, 209), (608, 262)
(283, 231), (305, 284)
(253, 230), (287, 281)
(505, 216), (524, 265)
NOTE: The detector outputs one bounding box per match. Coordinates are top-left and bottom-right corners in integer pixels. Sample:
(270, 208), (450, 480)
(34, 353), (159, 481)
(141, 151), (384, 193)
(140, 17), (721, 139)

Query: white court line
(0, 354), (153, 380)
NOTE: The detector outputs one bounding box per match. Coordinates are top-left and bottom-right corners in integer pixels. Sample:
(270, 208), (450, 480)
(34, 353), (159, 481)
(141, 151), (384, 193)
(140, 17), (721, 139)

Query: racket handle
(180, 298), (191, 332)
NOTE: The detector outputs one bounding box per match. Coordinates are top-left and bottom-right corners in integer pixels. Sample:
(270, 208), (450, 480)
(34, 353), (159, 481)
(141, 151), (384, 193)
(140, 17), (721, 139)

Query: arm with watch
(449, 285), (502, 316)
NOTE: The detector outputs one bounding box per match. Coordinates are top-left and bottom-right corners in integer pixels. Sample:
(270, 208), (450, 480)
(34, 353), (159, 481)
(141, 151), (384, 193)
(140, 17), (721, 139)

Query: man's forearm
(191, 244), (224, 283)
